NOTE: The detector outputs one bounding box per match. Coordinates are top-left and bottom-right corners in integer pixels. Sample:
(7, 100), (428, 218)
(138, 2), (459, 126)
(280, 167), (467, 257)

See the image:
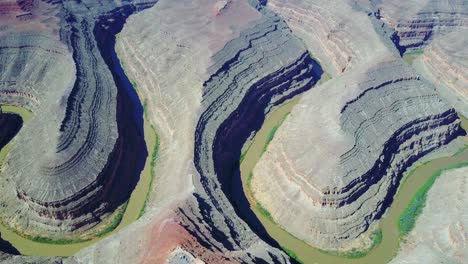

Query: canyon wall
(413, 29), (468, 117)
(252, 58), (464, 250)
(0, 0), (155, 240)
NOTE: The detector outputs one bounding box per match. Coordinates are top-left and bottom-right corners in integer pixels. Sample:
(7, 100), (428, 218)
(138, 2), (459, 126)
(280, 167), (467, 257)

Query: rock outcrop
(70, 0), (311, 263)
(0, 0), (154, 240)
(252, 58), (465, 250)
(413, 29), (468, 117)
(390, 167), (468, 264)
(267, 0), (390, 76)
(372, 0), (468, 53)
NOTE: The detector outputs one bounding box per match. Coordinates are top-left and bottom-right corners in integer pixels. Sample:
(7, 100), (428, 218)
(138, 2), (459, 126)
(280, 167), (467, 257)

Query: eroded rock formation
(70, 0), (320, 263)
(0, 0), (154, 240)
(413, 29), (468, 117)
(370, 0), (468, 53)
(267, 0), (390, 76)
(252, 58), (465, 250)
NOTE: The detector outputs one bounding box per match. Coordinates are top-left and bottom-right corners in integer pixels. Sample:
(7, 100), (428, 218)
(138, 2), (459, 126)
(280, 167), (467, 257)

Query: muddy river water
(0, 104), (156, 256)
(240, 99), (468, 264)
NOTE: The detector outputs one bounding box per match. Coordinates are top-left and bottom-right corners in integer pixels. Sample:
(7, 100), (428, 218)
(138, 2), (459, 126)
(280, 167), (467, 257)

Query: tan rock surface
(268, 0), (389, 76)
(252, 57), (464, 250)
(390, 167), (468, 264)
(414, 29), (468, 117)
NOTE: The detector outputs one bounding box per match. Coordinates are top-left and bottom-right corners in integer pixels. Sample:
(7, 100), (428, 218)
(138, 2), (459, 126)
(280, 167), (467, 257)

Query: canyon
(0, 0), (466, 264)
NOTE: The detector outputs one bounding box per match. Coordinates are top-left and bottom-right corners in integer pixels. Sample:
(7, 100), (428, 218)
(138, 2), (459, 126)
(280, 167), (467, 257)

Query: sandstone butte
(0, 0), (466, 264)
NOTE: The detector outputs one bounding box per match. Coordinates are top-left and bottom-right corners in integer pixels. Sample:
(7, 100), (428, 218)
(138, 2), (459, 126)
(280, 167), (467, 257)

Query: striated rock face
(70, 0), (307, 263)
(190, 8), (321, 260)
(0, 0), (155, 239)
(374, 0), (468, 52)
(390, 167), (468, 264)
(413, 29), (468, 117)
(252, 59), (465, 250)
(267, 0), (390, 76)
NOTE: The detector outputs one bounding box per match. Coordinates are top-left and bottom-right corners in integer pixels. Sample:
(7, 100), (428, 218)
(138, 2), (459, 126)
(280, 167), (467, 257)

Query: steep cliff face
(267, 0), (390, 76)
(70, 0), (302, 263)
(0, 0), (155, 240)
(413, 29), (468, 117)
(374, 0), (468, 53)
(252, 59), (464, 250)
(189, 8), (321, 256)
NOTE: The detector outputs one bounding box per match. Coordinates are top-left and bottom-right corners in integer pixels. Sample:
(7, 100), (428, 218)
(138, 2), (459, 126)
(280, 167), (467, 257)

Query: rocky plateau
(0, 0), (467, 263)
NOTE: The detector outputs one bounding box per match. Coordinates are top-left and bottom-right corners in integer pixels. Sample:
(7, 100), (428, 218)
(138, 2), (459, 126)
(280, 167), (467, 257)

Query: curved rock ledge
(189, 7), (321, 260)
(413, 30), (468, 117)
(375, 0), (468, 52)
(252, 59), (465, 251)
(267, 0), (389, 76)
(0, 0), (154, 240)
(70, 1), (299, 263)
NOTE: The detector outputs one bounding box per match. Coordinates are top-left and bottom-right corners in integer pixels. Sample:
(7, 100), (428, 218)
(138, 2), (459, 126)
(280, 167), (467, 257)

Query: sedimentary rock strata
(191, 7), (322, 259)
(267, 0), (390, 76)
(390, 167), (468, 264)
(413, 30), (468, 117)
(252, 59), (465, 250)
(372, 0), (468, 52)
(0, 0), (154, 240)
(71, 0), (307, 263)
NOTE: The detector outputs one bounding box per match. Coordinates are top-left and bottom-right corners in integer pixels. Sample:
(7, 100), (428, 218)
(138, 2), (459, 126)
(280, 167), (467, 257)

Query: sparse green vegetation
(399, 161), (468, 237)
(262, 113), (289, 153)
(282, 246), (304, 264)
(138, 125), (159, 218)
(402, 48), (424, 65)
(256, 202), (274, 222)
(96, 202), (128, 238)
(319, 229), (383, 259)
(130, 79), (138, 90)
(263, 125), (279, 153)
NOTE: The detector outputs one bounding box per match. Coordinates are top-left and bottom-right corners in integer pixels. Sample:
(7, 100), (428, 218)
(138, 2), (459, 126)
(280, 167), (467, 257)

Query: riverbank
(0, 84), (158, 256)
(240, 97), (468, 263)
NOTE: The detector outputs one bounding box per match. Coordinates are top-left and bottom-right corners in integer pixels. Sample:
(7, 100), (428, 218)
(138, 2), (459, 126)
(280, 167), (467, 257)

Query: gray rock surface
(369, 0), (467, 52)
(0, 0), (155, 239)
(413, 29), (468, 117)
(252, 59), (464, 250)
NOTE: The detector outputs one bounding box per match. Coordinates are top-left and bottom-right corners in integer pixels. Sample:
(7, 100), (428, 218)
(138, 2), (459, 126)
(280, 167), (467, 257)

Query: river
(240, 98), (468, 264)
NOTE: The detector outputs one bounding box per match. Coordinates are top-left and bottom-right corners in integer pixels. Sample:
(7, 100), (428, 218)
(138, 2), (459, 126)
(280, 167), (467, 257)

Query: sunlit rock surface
(374, 0), (468, 52)
(390, 167), (468, 264)
(267, 0), (390, 76)
(252, 58), (464, 250)
(414, 29), (468, 116)
(0, 0), (155, 240)
(69, 0), (316, 263)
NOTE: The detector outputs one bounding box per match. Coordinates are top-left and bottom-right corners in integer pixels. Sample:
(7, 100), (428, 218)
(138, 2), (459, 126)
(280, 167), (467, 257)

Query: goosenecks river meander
(240, 98), (468, 264)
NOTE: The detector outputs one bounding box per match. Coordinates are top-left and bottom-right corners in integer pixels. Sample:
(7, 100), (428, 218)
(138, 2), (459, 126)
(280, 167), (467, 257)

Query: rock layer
(374, 0), (468, 52)
(414, 29), (468, 117)
(190, 8), (321, 258)
(267, 0), (389, 76)
(0, 0), (154, 239)
(70, 0), (304, 263)
(252, 59), (464, 250)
